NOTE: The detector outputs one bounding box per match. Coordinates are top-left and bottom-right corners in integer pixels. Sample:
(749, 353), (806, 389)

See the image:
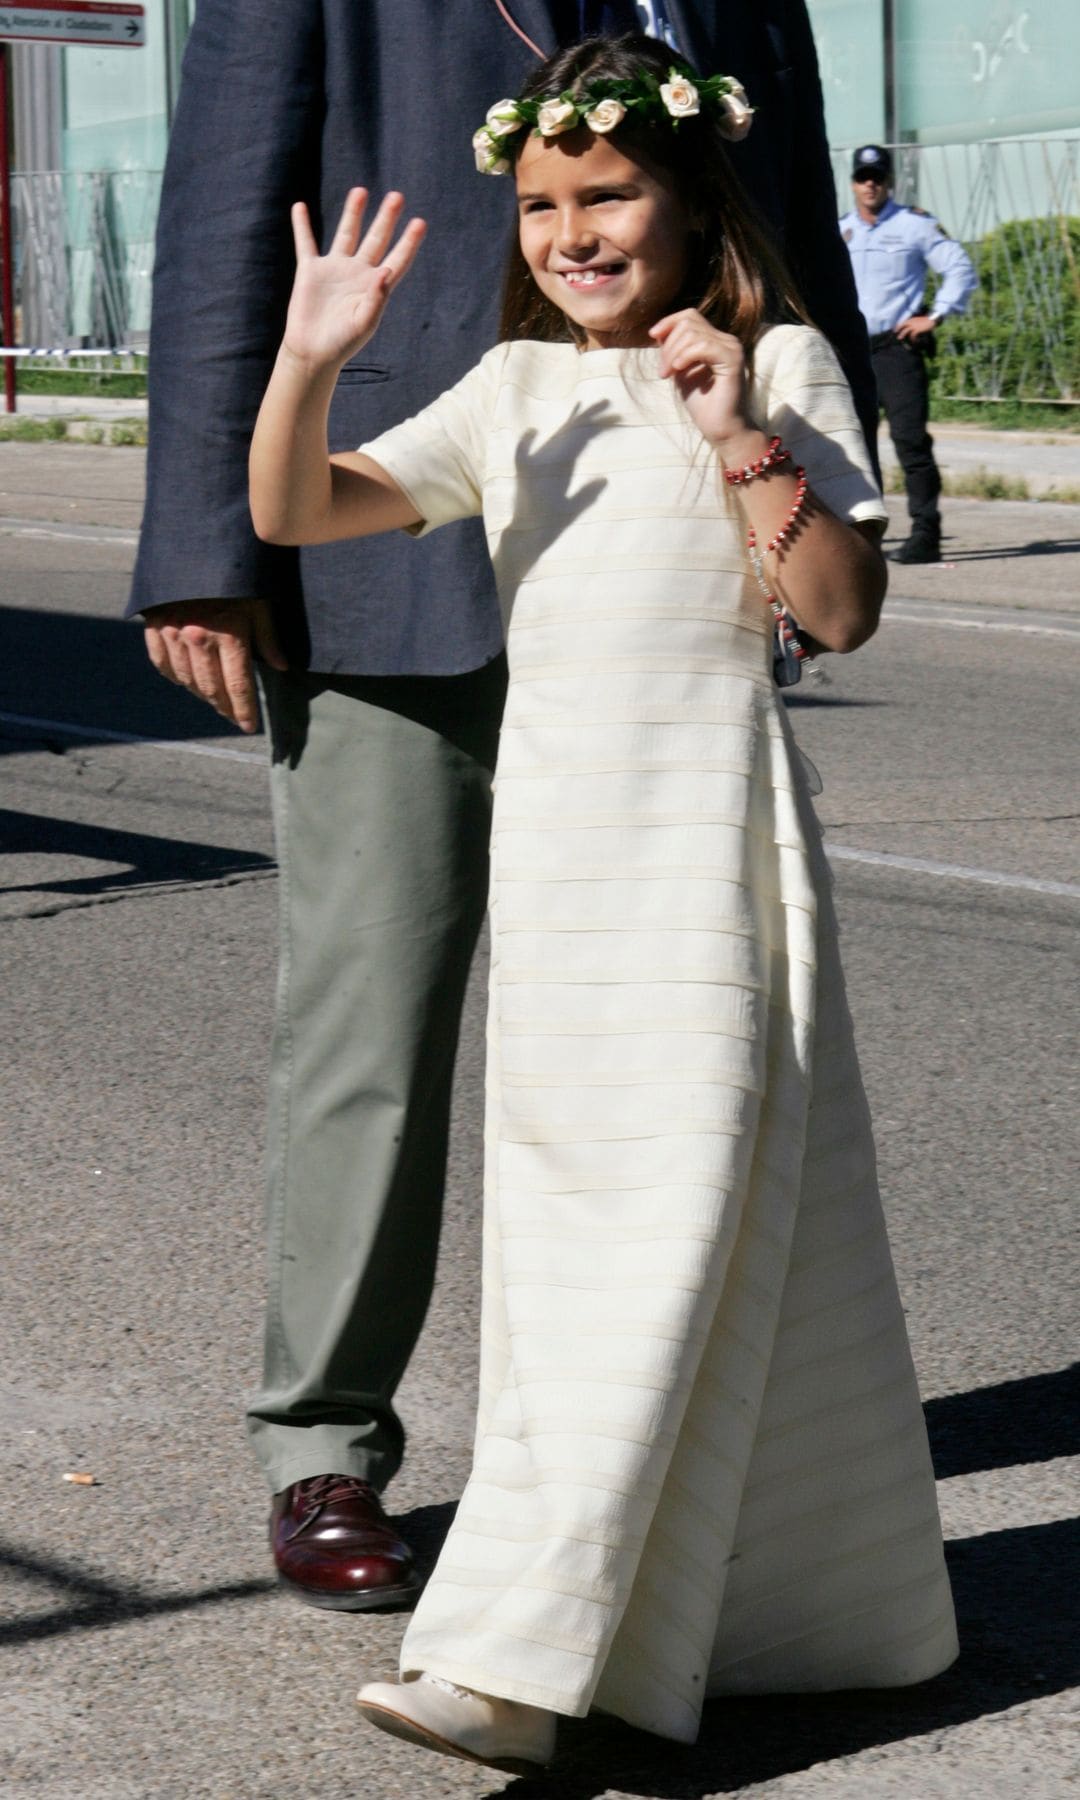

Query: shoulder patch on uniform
(843, 227), (853, 243)
(910, 204), (951, 236)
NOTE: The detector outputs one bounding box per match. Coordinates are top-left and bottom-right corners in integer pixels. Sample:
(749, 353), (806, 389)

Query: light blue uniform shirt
(839, 197), (976, 337)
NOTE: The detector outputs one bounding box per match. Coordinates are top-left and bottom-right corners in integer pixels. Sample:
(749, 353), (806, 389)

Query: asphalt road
(1, 447), (1077, 1799)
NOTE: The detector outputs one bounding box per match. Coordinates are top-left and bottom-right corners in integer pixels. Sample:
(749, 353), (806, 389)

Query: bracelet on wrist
(723, 434), (792, 487)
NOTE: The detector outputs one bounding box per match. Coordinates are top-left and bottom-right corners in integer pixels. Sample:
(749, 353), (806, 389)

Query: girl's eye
(521, 200), (553, 215)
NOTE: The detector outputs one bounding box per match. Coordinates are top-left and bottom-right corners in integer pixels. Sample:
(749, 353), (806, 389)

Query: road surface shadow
(1, 1390), (1073, 1792)
(0, 605), (252, 753)
(781, 693), (885, 709)
(485, 1515), (1078, 1797)
(926, 1363), (1079, 1477)
(397, 1363), (1079, 1796)
(0, 808), (274, 904)
(0, 1542), (274, 1649)
(935, 537), (1080, 563)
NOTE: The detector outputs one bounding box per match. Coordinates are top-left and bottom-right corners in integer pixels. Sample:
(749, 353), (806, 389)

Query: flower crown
(473, 69), (754, 174)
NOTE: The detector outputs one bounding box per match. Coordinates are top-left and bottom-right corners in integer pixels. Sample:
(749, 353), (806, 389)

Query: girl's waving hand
(283, 188), (426, 372)
(250, 186), (426, 547)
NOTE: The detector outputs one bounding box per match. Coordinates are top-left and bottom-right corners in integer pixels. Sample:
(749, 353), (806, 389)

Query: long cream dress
(360, 326), (958, 1744)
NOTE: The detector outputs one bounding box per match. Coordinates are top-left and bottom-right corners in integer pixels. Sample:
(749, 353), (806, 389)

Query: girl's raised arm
(249, 188), (426, 545)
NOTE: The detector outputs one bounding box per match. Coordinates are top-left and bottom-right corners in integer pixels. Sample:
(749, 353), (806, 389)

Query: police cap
(851, 144), (893, 179)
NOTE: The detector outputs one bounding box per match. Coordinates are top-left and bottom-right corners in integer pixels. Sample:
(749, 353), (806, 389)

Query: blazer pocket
(336, 361), (390, 386)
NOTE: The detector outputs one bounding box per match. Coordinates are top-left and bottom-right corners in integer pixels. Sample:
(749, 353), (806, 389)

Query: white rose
(660, 73), (700, 118)
(584, 98), (626, 134)
(486, 100), (525, 138)
(717, 83), (754, 141)
(472, 127), (509, 175)
(537, 98), (579, 136)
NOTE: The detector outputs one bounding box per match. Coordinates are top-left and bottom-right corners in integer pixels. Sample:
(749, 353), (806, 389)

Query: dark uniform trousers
(870, 333), (942, 543)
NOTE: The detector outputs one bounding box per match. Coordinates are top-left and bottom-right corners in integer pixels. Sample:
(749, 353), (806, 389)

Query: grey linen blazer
(128, 0), (874, 675)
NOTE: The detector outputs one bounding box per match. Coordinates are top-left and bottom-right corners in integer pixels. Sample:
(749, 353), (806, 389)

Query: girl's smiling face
(515, 129), (692, 349)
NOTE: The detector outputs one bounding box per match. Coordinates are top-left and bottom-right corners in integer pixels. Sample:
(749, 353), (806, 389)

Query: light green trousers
(247, 659), (505, 1495)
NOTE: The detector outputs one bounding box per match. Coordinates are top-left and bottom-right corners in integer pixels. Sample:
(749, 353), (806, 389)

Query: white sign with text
(0, 2), (145, 48)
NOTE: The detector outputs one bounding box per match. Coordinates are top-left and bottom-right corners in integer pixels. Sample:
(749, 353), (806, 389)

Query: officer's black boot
(891, 529), (941, 564)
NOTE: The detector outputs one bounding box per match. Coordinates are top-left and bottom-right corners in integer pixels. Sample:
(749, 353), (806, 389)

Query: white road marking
(827, 844), (1080, 901)
(883, 607), (1080, 641)
(0, 711), (262, 764)
(1, 518), (138, 545)
(3, 712), (1076, 901)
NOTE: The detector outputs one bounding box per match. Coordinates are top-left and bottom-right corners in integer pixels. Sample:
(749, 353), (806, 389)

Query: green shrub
(929, 216), (1080, 405)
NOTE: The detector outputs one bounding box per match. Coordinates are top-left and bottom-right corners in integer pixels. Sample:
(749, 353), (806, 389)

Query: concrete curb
(5, 395), (1080, 493)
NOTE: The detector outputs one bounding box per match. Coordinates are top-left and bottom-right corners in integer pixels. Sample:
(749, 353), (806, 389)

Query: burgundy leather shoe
(270, 1474), (421, 1611)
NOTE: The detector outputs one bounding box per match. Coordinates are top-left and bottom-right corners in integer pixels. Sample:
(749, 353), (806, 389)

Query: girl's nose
(556, 207), (597, 255)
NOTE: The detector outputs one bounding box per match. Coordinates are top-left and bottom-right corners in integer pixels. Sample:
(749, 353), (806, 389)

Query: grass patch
(0, 415), (66, 442)
(108, 419), (147, 446)
(944, 467), (1031, 501)
(885, 461), (1080, 503)
(931, 398), (1080, 432)
(1023, 482), (1080, 503)
(0, 413), (145, 445)
(14, 364), (147, 399)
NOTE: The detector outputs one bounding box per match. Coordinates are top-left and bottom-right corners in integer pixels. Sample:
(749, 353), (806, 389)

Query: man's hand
(143, 596), (288, 734)
(895, 313), (937, 343)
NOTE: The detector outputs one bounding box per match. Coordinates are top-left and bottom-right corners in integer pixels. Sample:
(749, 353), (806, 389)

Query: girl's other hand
(282, 188), (426, 373)
(650, 310), (750, 448)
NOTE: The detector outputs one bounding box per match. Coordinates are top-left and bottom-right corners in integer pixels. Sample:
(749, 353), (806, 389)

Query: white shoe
(356, 1672), (556, 1774)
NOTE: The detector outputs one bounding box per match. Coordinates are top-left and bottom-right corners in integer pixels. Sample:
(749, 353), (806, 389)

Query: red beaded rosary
(746, 465), (809, 602)
(725, 436), (813, 680)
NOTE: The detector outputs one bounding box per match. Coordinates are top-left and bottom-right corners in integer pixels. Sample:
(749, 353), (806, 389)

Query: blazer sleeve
(127, 0), (324, 616)
(771, 1), (879, 470)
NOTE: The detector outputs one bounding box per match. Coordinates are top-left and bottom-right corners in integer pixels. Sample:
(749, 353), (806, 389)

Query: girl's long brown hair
(498, 33), (810, 349)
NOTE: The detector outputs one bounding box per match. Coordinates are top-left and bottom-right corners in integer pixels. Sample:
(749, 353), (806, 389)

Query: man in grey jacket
(132, 0), (875, 1611)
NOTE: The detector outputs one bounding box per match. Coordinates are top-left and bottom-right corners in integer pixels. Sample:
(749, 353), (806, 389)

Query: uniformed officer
(841, 144), (976, 563)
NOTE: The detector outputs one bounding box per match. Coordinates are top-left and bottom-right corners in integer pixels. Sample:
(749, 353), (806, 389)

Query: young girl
(251, 32), (957, 1777)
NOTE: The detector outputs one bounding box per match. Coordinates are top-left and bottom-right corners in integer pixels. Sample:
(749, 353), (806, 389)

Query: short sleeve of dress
(357, 343), (507, 537)
(751, 325), (887, 527)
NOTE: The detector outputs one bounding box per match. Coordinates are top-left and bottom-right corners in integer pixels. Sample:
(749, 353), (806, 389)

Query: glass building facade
(9, 0), (191, 342)
(807, 0), (1080, 149)
(6, 2), (1079, 352)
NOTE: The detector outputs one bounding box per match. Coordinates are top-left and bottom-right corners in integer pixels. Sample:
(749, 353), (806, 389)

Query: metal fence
(8, 144), (1080, 402)
(829, 136), (1080, 404)
(11, 168), (161, 350)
